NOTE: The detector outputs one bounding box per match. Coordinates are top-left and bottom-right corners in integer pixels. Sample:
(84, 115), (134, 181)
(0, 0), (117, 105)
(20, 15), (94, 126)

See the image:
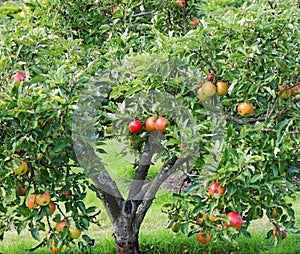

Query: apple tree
(0, 0), (299, 254)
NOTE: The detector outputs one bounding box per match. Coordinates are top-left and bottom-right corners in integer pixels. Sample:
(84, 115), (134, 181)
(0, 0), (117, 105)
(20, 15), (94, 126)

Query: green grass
(1, 140), (299, 253)
(1, 192), (299, 254)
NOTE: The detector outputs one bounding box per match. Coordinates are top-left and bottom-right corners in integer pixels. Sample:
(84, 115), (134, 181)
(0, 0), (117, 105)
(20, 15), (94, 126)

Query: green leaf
(30, 228), (40, 241)
(241, 227), (252, 239)
(180, 222), (189, 235)
(184, 183), (201, 195)
(250, 173), (263, 183)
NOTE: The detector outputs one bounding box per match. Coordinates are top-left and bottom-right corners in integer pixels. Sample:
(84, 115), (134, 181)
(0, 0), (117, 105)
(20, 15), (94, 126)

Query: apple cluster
(197, 72), (229, 100)
(170, 181), (244, 245)
(128, 116), (169, 134)
(26, 191), (55, 212)
(194, 182), (243, 244)
(197, 72), (255, 117)
(24, 189), (81, 252)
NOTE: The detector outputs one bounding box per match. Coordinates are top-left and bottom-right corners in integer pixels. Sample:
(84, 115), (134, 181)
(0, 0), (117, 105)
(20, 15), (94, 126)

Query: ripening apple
(10, 160), (28, 175)
(237, 102), (254, 116)
(190, 18), (199, 26)
(207, 72), (215, 82)
(201, 81), (216, 97)
(171, 222), (180, 233)
(155, 117), (169, 132)
(208, 182), (226, 197)
(36, 191), (51, 206)
(56, 221), (70, 232)
(69, 226), (81, 239)
(196, 211), (207, 225)
(291, 84), (300, 96)
(216, 81), (229, 96)
(175, 0), (186, 8)
(145, 116), (157, 131)
(26, 193), (38, 210)
(197, 87), (209, 101)
(49, 239), (63, 253)
(48, 201), (56, 215)
(225, 212), (243, 230)
(278, 85), (291, 99)
(129, 119), (143, 133)
(105, 125), (112, 134)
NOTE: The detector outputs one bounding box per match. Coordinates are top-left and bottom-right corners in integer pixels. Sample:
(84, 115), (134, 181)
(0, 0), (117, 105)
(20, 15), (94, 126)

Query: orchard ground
(1, 140), (299, 254)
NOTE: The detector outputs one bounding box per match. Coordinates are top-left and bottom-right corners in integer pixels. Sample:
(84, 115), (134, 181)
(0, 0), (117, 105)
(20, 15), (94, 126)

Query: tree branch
(90, 171), (124, 222)
(127, 142), (154, 200)
(135, 156), (191, 227)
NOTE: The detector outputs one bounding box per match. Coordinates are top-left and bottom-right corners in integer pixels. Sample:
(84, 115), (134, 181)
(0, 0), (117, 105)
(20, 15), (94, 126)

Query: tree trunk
(115, 233), (141, 254)
(113, 216), (142, 254)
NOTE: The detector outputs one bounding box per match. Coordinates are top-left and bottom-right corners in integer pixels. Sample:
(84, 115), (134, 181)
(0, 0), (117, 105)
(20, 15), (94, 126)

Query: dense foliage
(0, 0), (299, 253)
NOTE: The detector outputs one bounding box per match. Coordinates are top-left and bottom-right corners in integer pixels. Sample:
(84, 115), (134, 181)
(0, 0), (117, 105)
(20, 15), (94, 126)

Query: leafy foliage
(0, 0), (299, 253)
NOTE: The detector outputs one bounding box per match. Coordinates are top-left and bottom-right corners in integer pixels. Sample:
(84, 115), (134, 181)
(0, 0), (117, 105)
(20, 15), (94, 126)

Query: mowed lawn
(1, 140), (299, 253)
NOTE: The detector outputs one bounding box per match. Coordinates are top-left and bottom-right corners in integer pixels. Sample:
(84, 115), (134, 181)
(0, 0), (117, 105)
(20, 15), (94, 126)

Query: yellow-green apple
(69, 226), (81, 239)
(36, 191), (51, 206)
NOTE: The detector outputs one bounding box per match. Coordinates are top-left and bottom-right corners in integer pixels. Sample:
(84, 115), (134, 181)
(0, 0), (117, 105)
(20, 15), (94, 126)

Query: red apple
(129, 119), (143, 133)
(190, 18), (199, 26)
(225, 212), (243, 230)
(175, 0), (186, 8)
(208, 182), (226, 197)
(155, 117), (169, 132)
(48, 201), (56, 215)
(26, 193), (38, 210)
(56, 221), (70, 232)
(62, 190), (72, 199)
(112, 4), (120, 14)
(49, 239), (63, 253)
(272, 226), (287, 240)
(145, 116), (157, 131)
(207, 72), (215, 81)
(107, 30), (113, 39)
(18, 186), (28, 196)
(36, 191), (51, 206)
(196, 231), (212, 244)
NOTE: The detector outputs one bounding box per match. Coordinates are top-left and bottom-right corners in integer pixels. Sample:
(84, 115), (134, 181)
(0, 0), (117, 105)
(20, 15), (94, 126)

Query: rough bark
(114, 230), (141, 254)
(112, 215), (142, 254)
